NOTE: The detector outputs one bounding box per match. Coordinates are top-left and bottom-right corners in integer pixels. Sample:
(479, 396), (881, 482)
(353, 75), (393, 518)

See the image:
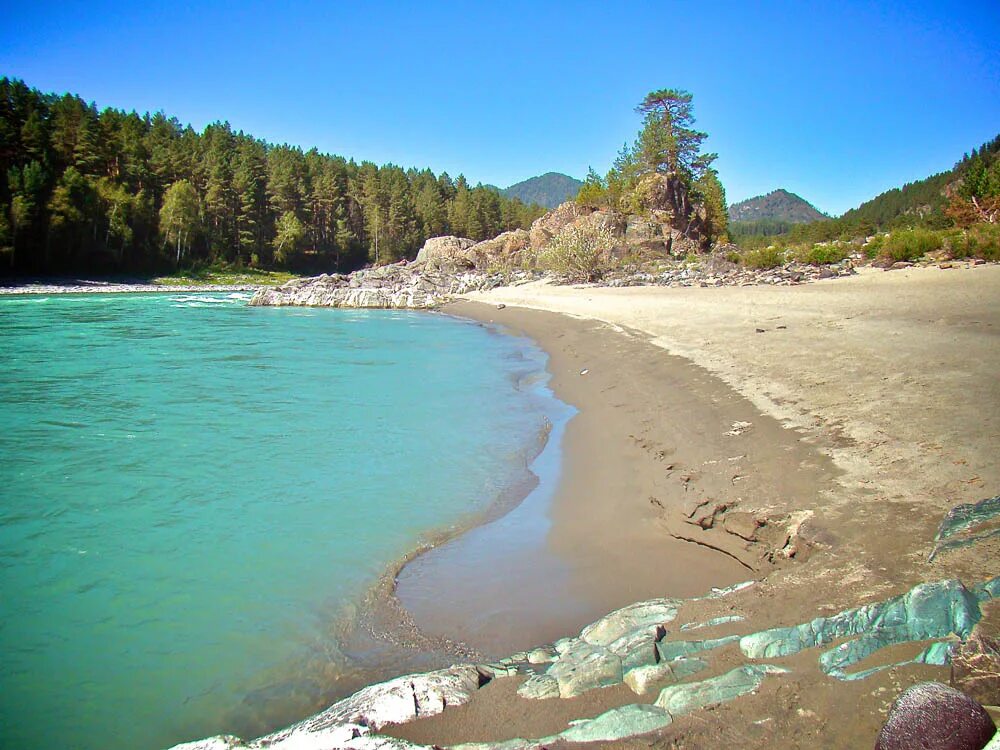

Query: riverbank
(398, 262), (997, 746)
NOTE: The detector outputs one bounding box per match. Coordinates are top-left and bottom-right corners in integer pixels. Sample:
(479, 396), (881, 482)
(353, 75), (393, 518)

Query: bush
(949, 223), (1000, 261)
(740, 246), (787, 269)
(792, 242), (849, 265)
(537, 222), (619, 282)
(878, 228), (943, 263)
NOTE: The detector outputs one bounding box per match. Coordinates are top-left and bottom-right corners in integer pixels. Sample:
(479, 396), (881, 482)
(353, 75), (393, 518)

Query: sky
(1, 0), (998, 216)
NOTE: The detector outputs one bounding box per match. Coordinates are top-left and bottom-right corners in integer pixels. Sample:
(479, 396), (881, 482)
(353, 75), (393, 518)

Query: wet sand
(388, 264), (1000, 747)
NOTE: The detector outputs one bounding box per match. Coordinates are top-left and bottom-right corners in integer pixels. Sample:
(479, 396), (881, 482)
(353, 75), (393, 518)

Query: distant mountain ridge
(504, 172), (584, 209)
(728, 189), (828, 224)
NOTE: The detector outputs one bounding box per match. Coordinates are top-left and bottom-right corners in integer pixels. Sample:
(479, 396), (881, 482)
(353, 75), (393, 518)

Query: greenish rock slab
(608, 633), (660, 671)
(655, 664), (790, 717)
(558, 704), (673, 743)
(984, 731), (1000, 750)
(656, 634), (741, 662)
(580, 598), (680, 647)
(525, 647), (556, 665)
(740, 579), (983, 664)
(624, 658), (708, 695)
(450, 740), (539, 750)
(707, 580), (755, 598)
(680, 614), (746, 631)
(928, 495), (1000, 561)
(547, 641), (624, 698)
(516, 674), (560, 700)
(974, 577), (1000, 600)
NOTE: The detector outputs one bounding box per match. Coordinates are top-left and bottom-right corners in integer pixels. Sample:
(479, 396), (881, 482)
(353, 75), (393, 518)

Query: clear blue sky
(2, 0), (998, 215)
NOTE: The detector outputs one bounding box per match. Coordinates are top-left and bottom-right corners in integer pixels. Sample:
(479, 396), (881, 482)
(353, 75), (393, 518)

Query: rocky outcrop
(248, 262), (520, 309)
(465, 229), (530, 268)
(528, 201), (588, 250)
(413, 236), (475, 266)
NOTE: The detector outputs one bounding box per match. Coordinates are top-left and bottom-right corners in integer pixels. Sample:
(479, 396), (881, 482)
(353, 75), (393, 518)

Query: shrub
(793, 243), (849, 265)
(740, 246), (787, 269)
(878, 228), (943, 263)
(537, 222), (619, 282)
(949, 223), (1000, 261)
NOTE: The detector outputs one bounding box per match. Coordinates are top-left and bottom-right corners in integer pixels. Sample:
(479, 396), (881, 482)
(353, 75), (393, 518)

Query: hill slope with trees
(0, 78), (546, 276)
(503, 172), (583, 209)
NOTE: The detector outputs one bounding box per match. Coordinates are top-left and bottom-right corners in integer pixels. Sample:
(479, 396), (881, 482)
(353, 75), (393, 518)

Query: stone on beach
(546, 640), (624, 698)
(624, 657), (708, 695)
(654, 664), (790, 717)
(874, 682), (996, 750)
(558, 704), (673, 743)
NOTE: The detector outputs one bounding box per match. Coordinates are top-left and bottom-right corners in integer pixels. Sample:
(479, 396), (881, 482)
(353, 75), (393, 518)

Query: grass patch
(151, 266), (299, 286)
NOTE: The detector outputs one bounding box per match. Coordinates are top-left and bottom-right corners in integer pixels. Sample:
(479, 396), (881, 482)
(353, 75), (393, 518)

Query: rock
(680, 615), (746, 632)
(516, 674), (560, 700)
(929, 495), (1000, 561)
(656, 635), (741, 662)
(249, 262), (506, 309)
(874, 682), (996, 750)
(655, 664), (789, 717)
(740, 579), (988, 680)
(625, 216), (668, 254)
(559, 704), (673, 743)
(624, 658), (708, 695)
(528, 201), (587, 250)
(724, 511), (763, 542)
(546, 640), (624, 698)
(526, 647), (556, 664)
(168, 737), (244, 750)
(580, 599), (679, 647)
(413, 236), (476, 265)
(954, 630), (1000, 706)
(465, 230), (530, 269)
(254, 666), (481, 741)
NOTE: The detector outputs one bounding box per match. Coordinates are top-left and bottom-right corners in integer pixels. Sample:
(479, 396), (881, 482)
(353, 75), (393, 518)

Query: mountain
(728, 189), (828, 224)
(504, 172), (584, 209)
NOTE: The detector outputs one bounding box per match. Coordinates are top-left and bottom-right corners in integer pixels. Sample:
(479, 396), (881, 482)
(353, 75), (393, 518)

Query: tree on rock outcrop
(635, 89), (717, 184)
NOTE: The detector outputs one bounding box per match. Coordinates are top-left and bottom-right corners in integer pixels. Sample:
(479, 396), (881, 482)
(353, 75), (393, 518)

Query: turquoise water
(0, 293), (557, 750)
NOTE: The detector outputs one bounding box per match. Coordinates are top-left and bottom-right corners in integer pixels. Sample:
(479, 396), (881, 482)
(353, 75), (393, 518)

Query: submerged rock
(874, 682), (996, 750)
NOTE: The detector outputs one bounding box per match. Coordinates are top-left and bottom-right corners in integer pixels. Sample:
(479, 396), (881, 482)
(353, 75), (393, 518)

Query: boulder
(516, 674), (560, 700)
(625, 216), (668, 254)
(466, 229), (530, 268)
(580, 598), (679, 647)
(624, 658), (708, 695)
(546, 640), (623, 698)
(528, 201), (587, 250)
(414, 236), (476, 265)
(875, 682), (996, 750)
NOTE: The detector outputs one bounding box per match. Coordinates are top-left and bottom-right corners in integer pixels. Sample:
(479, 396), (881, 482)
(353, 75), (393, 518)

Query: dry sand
(389, 264), (1000, 748)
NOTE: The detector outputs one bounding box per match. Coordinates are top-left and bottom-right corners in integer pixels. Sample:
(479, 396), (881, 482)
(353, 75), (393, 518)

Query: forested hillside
(504, 172), (583, 209)
(0, 78), (546, 276)
(777, 134), (1000, 245)
(728, 189), (827, 239)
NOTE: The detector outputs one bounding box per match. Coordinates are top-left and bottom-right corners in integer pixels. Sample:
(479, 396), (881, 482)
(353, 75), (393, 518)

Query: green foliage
(634, 89), (716, 181)
(536, 221), (619, 282)
(877, 228), (943, 263)
(0, 77), (545, 276)
(273, 211), (306, 264)
(946, 223), (1000, 261)
(740, 245), (787, 269)
(159, 180), (200, 264)
(792, 243), (849, 265)
(695, 169), (728, 243)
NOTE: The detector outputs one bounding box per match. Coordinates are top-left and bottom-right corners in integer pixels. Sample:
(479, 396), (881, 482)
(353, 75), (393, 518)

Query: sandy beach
(385, 263), (1000, 747)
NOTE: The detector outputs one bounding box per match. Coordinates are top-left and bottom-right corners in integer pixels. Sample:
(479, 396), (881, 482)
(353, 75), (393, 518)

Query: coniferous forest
(0, 78), (547, 276)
